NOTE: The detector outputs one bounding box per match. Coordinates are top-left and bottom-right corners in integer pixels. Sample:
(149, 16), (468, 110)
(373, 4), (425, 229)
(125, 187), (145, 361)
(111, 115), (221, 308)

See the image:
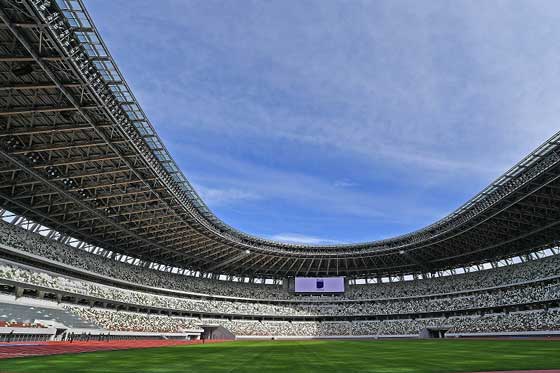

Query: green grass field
(1, 340), (560, 373)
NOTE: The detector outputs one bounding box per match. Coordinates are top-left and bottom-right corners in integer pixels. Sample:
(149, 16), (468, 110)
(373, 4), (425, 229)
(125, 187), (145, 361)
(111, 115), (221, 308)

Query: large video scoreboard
(290, 277), (345, 294)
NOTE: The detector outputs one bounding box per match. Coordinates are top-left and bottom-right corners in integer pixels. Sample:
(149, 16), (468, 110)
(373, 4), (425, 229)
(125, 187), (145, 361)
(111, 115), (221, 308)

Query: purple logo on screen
(294, 277), (345, 293)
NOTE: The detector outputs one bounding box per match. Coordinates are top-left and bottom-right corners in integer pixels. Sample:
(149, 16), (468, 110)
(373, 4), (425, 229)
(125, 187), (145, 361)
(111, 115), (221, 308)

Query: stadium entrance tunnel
(420, 327), (449, 339)
(200, 325), (235, 341)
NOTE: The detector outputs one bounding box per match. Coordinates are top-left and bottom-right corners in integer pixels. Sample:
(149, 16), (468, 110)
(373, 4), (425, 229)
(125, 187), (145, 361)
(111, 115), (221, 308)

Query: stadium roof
(1, 0), (560, 278)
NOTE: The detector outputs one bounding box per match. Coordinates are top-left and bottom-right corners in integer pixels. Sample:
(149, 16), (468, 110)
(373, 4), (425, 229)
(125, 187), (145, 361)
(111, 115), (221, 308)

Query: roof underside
(1, 0), (560, 278)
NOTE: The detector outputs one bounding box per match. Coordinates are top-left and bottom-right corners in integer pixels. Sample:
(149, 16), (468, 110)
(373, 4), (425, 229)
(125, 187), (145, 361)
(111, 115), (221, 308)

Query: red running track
(470, 371), (560, 373)
(0, 339), (227, 359)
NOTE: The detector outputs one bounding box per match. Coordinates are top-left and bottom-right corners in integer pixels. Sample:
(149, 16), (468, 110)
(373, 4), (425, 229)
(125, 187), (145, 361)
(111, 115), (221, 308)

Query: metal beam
(0, 105), (97, 116)
(0, 82), (82, 91)
(206, 249), (251, 272)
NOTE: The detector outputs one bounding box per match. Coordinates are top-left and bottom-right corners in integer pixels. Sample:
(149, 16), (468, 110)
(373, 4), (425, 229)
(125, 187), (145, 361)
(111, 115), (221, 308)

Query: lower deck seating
(0, 302), (98, 329)
(66, 306), (199, 333)
(0, 320), (46, 328)
(64, 305), (560, 336)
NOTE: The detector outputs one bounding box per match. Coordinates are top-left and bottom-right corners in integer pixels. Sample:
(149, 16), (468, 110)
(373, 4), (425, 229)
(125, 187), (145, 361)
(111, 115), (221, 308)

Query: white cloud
(193, 184), (261, 206)
(333, 180), (357, 188)
(268, 233), (342, 245)
(185, 148), (445, 226)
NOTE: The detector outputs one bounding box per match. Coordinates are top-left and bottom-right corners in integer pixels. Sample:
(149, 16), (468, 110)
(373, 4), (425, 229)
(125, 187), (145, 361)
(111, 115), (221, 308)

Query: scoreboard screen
(294, 277), (345, 293)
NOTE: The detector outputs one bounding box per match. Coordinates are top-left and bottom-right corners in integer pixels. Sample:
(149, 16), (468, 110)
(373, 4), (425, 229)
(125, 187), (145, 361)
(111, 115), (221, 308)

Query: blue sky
(85, 0), (559, 245)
